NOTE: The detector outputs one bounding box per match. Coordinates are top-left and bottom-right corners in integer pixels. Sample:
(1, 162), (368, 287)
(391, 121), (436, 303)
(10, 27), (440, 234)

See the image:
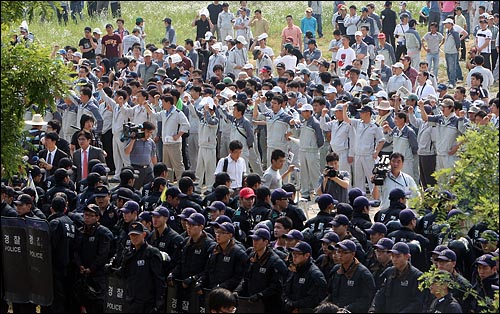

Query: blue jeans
(426, 52), (439, 78)
(313, 14), (323, 37)
(463, 11), (470, 34)
(456, 55), (463, 81)
(445, 53), (458, 85)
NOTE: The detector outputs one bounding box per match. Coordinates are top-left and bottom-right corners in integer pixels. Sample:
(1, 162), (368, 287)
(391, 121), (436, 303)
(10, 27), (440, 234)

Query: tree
(1, 1), (71, 178)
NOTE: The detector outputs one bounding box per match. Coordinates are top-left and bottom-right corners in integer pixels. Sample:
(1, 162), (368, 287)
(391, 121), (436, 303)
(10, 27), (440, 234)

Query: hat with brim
(298, 104), (314, 111)
(236, 35), (248, 45)
(128, 222), (145, 235)
(25, 114), (48, 126)
(375, 100), (392, 111)
(257, 33), (268, 41)
(154, 68), (167, 77)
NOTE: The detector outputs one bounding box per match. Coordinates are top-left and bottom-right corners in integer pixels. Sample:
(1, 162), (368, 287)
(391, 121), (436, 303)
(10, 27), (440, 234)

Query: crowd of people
(2, 1), (499, 313)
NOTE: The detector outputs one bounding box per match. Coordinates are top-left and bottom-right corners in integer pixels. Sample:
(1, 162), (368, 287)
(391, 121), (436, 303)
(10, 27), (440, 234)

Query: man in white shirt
(466, 55), (494, 92)
(476, 17), (492, 69)
(415, 71), (437, 100)
(335, 35), (356, 75)
(214, 140), (247, 189)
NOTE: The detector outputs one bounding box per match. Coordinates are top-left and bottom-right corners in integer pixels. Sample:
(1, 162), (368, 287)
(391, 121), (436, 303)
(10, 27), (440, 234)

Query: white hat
(355, 31), (363, 37)
(257, 33), (268, 41)
(205, 31), (213, 41)
(212, 42), (222, 51)
(295, 62), (307, 71)
(200, 8), (209, 17)
(225, 35), (233, 41)
(200, 96), (215, 109)
(325, 86), (337, 94)
(155, 48), (164, 54)
(392, 62), (404, 69)
(298, 104), (314, 111)
(242, 63), (254, 70)
(375, 54), (385, 61)
(375, 100), (392, 110)
(143, 50), (152, 57)
(271, 86), (283, 93)
(236, 35), (248, 45)
(73, 52), (82, 58)
(193, 41), (202, 50)
(169, 53), (182, 64)
(374, 90), (389, 99)
(442, 18), (454, 24)
(25, 114), (48, 126)
(93, 28), (102, 35)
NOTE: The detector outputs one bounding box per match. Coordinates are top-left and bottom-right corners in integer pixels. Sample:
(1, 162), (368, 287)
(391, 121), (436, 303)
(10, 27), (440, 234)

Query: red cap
(377, 33), (386, 39)
(286, 36), (294, 42)
(239, 187), (255, 199)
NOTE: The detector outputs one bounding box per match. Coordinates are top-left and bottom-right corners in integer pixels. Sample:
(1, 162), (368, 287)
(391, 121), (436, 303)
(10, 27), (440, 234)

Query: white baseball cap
(375, 54), (385, 61)
(205, 31), (213, 41)
(257, 33), (268, 41)
(236, 35), (248, 45)
(93, 28), (102, 35)
(442, 18), (454, 24)
(242, 63), (254, 70)
(325, 86), (337, 94)
(298, 104), (314, 111)
(355, 31), (363, 37)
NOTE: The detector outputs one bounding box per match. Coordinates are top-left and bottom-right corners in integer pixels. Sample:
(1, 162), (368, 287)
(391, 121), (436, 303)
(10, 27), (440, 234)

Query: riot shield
(105, 274), (127, 313)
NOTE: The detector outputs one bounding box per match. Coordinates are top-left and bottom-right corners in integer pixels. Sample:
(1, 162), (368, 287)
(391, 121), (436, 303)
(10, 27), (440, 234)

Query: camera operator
(316, 152), (350, 203)
(124, 121), (157, 191)
(372, 152), (419, 211)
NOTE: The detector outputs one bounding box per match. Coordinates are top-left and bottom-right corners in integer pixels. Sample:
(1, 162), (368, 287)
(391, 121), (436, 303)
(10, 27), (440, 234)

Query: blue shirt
(301, 16), (318, 37)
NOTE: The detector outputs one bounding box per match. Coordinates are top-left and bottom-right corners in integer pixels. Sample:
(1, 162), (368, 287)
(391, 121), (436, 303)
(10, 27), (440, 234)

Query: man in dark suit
(73, 130), (105, 184)
(38, 131), (69, 176)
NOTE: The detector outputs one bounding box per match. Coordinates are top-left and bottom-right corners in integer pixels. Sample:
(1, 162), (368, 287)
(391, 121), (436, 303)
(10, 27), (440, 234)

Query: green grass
(22, 1), (498, 95)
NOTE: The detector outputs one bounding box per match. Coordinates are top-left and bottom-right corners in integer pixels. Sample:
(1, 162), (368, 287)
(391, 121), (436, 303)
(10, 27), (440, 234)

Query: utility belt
(132, 164), (150, 169)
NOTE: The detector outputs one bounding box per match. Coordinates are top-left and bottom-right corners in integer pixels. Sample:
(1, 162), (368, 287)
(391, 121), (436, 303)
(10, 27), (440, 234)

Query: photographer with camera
(316, 152), (350, 203)
(124, 121), (157, 191)
(372, 152), (419, 211)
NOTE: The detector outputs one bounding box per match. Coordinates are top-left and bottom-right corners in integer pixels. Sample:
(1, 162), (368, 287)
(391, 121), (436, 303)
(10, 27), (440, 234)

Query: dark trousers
(182, 135), (190, 170)
(428, 11), (441, 31)
(70, 1), (83, 22)
(101, 129), (115, 173)
(384, 31), (395, 50)
(395, 44), (407, 62)
(460, 39), (467, 60)
(481, 52), (492, 70)
(491, 48), (498, 73)
(87, 1), (97, 17)
(110, 1), (121, 18)
(419, 154), (436, 188)
(313, 14), (323, 37)
(132, 165), (153, 191)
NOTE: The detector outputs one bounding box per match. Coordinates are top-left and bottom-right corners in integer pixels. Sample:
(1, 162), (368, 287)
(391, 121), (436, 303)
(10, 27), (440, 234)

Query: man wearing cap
(225, 35), (248, 77)
(1, 185), (18, 217)
(231, 187), (254, 241)
(160, 186), (188, 234)
(327, 239), (376, 312)
(357, 7), (377, 38)
(74, 204), (113, 312)
(251, 30), (273, 60)
(330, 214), (367, 262)
(342, 102), (385, 194)
(370, 242), (424, 312)
(386, 61), (412, 94)
(303, 194), (337, 257)
(253, 49), (272, 74)
(169, 213), (216, 303)
(202, 221), (247, 290)
(45, 168), (78, 210)
(13, 193), (42, 220)
(371, 238), (394, 288)
(295, 103), (324, 199)
(393, 13), (409, 61)
(303, 39), (321, 66)
(434, 248), (474, 312)
(112, 200), (140, 266)
(136, 49), (159, 85)
(375, 30), (397, 66)
(283, 241), (327, 312)
(419, 98), (466, 171)
(351, 196), (374, 232)
(150, 205), (184, 275)
(471, 253), (499, 312)
(116, 221), (165, 313)
(235, 227), (287, 312)
(442, 18), (461, 88)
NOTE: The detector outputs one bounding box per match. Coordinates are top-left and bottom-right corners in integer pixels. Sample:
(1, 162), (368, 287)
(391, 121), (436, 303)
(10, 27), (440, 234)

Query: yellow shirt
(250, 18), (270, 38)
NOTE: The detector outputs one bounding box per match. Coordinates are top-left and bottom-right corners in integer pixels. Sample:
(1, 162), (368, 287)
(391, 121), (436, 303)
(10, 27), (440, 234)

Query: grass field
(24, 1), (498, 95)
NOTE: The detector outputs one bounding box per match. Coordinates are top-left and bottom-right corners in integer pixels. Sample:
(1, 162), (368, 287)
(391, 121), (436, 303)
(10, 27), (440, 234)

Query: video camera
(121, 122), (145, 142)
(372, 155), (390, 186)
(325, 166), (338, 178)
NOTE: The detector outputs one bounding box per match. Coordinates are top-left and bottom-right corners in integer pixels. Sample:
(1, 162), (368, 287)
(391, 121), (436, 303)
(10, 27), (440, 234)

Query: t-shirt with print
(102, 33), (122, 58)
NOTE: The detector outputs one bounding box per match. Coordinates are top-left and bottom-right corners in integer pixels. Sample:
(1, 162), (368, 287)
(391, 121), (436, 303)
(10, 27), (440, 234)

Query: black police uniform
(370, 264), (424, 312)
(47, 212), (76, 313)
(112, 220), (136, 267)
(388, 227), (431, 271)
(315, 254), (336, 284)
(118, 241), (165, 313)
(110, 184), (141, 203)
(45, 183), (78, 211)
(178, 197), (204, 214)
(1, 201), (17, 217)
(374, 201), (406, 224)
(351, 212), (373, 232)
(150, 226), (184, 275)
(304, 211), (335, 258)
(232, 207), (254, 246)
(250, 201), (272, 226)
(285, 203), (306, 230)
(471, 273), (499, 313)
(328, 259), (376, 313)
(372, 260), (393, 289)
(235, 247), (288, 313)
(283, 258), (327, 311)
(428, 293), (462, 313)
(203, 239), (248, 290)
(141, 191), (162, 212)
(73, 222), (113, 313)
(98, 204), (119, 231)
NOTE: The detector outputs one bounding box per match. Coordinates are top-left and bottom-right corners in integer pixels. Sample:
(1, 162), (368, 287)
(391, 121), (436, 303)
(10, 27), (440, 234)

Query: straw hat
(25, 114), (48, 126)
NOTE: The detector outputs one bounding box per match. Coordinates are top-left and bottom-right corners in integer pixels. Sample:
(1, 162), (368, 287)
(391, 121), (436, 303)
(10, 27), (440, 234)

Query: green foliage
(1, 1), (72, 179)
(433, 126), (500, 229)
